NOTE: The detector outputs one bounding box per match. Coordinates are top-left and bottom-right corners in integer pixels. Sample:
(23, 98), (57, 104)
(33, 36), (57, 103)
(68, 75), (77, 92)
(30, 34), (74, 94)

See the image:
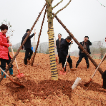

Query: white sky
(0, 0), (106, 51)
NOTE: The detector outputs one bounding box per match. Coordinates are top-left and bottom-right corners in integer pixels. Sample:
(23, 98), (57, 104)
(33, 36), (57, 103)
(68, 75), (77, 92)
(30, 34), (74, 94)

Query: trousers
(24, 48), (33, 65)
(76, 53), (89, 68)
(60, 56), (72, 71)
(0, 54), (13, 70)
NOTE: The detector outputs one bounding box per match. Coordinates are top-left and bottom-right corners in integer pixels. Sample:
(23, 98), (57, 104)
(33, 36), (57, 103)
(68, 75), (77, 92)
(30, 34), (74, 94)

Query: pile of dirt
(0, 53), (106, 106)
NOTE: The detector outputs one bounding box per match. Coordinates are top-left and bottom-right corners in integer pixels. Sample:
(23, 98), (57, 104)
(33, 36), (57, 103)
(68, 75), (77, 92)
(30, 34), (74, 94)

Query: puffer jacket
(0, 32), (9, 60)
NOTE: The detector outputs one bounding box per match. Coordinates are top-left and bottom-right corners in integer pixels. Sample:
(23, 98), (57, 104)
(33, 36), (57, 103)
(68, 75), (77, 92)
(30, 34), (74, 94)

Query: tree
(45, 0), (71, 80)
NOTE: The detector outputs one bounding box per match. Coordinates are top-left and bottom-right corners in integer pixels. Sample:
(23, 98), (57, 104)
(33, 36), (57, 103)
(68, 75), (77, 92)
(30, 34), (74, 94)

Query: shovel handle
(0, 67), (9, 78)
(10, 46), (19, 70)
(91, 53), (106, 78)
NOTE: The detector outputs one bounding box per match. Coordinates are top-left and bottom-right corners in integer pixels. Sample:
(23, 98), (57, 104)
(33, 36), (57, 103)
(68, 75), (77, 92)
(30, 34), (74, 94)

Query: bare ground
(0, 53), (106, 106)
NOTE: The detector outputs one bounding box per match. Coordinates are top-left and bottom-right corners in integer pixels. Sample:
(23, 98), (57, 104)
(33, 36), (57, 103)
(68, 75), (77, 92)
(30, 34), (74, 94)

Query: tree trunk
(45, 0), (58, 80)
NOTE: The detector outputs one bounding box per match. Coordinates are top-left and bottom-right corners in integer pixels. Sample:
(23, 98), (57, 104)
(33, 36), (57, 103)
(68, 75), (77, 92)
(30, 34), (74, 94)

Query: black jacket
(56, 38), (64, 52)
(60, 39), (71, 58)
(79, 40), (92, 55)
(21, 33), (34, 50)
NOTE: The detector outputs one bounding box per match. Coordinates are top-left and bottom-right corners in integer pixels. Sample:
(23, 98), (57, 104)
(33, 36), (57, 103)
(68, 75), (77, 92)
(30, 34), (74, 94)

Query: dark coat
(21, 33), (34, 50)
(56, 38), (64, 52)
(60, 39), (71, 58)
(79, 40), (92, 55)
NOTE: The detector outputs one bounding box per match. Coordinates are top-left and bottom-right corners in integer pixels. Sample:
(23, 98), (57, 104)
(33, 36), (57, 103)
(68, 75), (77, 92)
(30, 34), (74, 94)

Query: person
(102, 70), (106, 89)
(56, 33), (64, 63)
(0, 24), (13, 78)
(59, 36), (73, 75)
(21, 29), (36, 65)
(76, 36), (92, 69)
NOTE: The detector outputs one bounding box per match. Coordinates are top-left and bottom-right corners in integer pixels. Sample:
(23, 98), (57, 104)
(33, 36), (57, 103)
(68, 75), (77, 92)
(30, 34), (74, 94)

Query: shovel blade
(9, 78), (25, 88)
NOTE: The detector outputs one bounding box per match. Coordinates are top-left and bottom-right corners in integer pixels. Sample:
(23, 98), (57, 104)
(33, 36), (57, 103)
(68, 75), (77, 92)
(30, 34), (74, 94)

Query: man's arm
(87, 40), (92, 45)
(29, 33), (35, 39)
(29, 30), (36, 39)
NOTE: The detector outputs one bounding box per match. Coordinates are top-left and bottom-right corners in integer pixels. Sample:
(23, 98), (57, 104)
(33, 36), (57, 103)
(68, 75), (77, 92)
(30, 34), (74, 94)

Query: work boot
(69, 63), (72, 69)
(102, 70), (106, 89)
(9, 68), (13, 75)
(1, 70), (6, 78)
(24, 59), (27, 65)
(102, 79), (106, 89)
(76, 63), (79, 68)
(27, 59), (30, 64)
(87, 64), (89, 69)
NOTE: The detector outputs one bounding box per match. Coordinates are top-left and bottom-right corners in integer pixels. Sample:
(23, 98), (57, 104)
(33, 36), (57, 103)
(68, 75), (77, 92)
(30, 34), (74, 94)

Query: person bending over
(59, 36), (73, 75)
(21, 29), (36, 65)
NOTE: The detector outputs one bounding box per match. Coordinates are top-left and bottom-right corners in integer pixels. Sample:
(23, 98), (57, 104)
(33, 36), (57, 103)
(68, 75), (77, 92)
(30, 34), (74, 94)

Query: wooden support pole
(31, 9), (46, 66)
(54, 14), (103, 75)
(0, 3), (46, 82)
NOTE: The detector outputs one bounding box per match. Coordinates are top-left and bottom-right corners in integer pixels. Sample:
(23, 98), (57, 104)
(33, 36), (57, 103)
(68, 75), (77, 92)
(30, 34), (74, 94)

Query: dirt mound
(0, 53), (106, 106)
(6, 78), (73, 101)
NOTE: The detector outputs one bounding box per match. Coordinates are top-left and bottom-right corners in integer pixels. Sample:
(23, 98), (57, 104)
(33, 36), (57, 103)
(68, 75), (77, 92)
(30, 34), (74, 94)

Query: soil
(0, 52), (106, 106)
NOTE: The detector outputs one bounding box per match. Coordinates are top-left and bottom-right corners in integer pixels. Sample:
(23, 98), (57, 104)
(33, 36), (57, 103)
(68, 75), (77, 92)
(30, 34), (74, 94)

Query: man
(21, 29), (36, 65)
(56, 33), (64, 63)
(76, 36), (92, 69)
(59, 36), (73, 75)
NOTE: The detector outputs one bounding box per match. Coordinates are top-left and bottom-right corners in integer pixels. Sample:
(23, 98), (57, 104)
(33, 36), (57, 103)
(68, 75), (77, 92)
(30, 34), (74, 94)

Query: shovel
(0, 67), (24, 87)
(84, 53), (106, 87)
(10, 46), (24, 78)
(8, 36), (24, 78)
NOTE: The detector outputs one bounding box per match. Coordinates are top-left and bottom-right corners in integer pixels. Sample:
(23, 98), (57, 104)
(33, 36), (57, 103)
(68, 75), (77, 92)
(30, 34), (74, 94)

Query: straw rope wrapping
(48, 26), (58, 80)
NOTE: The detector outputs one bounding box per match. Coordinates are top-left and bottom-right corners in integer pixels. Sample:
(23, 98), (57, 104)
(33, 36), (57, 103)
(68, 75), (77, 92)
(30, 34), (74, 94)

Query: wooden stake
(31, 9), (46, 66)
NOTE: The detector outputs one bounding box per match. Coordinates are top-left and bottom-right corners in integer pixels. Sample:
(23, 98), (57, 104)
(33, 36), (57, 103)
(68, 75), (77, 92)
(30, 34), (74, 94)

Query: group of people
(0, 24), (106, 89)
(0, 24), (36, 77)
(56, 33), (92, 74)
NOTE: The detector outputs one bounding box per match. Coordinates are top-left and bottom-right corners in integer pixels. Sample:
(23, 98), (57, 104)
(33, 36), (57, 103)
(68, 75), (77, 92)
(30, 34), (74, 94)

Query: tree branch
(52, 0), (72, 18)
(51, 0), (54, 3)
(52, 0), (63, 9)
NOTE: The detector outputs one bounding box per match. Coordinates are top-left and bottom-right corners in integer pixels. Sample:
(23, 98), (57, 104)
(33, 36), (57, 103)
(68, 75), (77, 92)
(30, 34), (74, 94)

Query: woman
(0, 24), (13, 78)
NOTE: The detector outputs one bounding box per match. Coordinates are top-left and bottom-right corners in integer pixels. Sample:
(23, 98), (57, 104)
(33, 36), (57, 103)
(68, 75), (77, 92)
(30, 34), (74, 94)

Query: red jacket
(0, 32), (9, 60)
